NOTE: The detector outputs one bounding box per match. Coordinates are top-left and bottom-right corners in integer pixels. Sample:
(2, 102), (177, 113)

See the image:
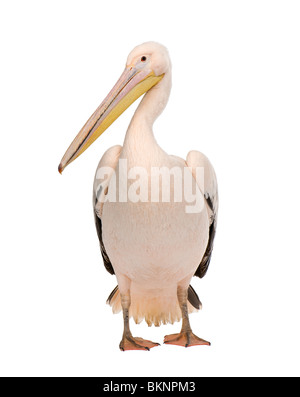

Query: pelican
(59, 42), (218, 350)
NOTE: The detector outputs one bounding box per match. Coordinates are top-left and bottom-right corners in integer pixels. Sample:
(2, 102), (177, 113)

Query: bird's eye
(141, 56), (147, 62)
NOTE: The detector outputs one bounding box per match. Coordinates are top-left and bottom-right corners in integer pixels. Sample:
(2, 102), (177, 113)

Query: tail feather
(106, 284), (201, 326)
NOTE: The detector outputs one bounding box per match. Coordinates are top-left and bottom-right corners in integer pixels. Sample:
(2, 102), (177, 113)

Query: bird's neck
(122, 71), (171, 156)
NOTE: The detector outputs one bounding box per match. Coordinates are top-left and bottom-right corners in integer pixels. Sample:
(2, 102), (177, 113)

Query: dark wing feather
(92, 145), (123, 277)
(106, 285), (118, 304)
(188, 284), (202, 309)
(194, 193), (217, 279)
(94, 210), (115, 275)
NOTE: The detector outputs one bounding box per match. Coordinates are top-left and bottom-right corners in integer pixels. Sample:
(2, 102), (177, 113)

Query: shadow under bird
(58, 42), (218, 350)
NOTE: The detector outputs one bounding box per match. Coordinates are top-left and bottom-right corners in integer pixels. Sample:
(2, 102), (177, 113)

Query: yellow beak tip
(58, 164), (64, 174)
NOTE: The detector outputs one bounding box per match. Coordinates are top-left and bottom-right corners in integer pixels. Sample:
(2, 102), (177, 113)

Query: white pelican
(59, 42), (218, 350)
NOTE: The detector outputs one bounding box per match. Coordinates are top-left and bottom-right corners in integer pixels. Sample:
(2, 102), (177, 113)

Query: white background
(0, 0), (299, 377)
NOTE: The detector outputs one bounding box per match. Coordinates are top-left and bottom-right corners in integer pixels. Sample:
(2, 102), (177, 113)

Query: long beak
(58, 66), (163, 173)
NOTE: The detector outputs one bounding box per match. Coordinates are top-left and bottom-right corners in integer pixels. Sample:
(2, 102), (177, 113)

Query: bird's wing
(93, 145), (122, 275)
(186, 150), (218, 278)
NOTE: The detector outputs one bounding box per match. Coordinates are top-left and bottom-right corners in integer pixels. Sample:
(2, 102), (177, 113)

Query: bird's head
(126, 42), (171, 77)
(58, 41), (169, 174)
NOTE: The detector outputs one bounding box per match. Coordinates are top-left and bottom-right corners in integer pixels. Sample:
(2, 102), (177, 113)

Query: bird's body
(100, 150), (209, 326)
(59, 42), (218, 350)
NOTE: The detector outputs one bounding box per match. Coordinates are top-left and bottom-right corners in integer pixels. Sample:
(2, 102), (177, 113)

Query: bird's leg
(119, 288), (159, 351)
(164, 285), (210, 347)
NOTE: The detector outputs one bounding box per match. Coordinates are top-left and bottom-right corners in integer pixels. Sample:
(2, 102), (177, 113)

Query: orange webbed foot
(164, 331), (210, 347)
(119, 335), (160, 351)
